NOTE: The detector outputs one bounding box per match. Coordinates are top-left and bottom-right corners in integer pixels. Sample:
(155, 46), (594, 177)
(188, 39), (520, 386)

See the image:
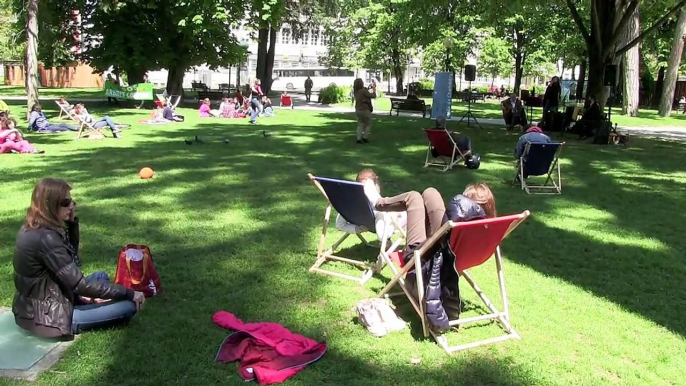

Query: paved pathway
(5, 94), (685, 140)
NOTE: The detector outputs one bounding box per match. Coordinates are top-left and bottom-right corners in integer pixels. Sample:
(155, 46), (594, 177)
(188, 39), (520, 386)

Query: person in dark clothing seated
(501, 94), (527, 131)
(163, 106), (184, 122)
(12, 178), (146, 338)
(514, 125), (552, 159)
(434, 117), (472, 158)
(573, 95), (603, 139)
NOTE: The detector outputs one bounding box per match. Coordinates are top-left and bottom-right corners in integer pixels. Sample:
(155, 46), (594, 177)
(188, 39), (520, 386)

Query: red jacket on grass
(213, 311), (327, 384)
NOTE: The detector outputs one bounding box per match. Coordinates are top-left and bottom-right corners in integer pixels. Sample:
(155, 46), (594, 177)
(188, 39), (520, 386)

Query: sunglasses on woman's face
(60, 198), (74, 208)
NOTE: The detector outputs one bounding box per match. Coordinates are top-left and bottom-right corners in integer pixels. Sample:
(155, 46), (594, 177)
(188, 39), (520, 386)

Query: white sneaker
(371, 298), (406, 332)
(356, 299), (387, 337)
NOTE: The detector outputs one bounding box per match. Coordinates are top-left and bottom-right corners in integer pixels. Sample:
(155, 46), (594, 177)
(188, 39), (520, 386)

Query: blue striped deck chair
(307, 173), (406, 285)
(512, 142), (564, 194)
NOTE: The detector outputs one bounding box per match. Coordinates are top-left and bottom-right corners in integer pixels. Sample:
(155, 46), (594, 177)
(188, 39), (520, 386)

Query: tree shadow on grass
(2, 110), (685, 385)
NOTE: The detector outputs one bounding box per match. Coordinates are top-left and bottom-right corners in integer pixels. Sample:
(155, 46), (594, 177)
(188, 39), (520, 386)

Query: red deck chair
(280, 95), (294, 109)
(378, 211), (530, 354)
(423, 128), (468, 171)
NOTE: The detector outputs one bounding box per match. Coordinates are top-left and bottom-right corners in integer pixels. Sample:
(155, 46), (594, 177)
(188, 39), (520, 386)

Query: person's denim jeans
(39, 123), (77, 132)
(72, 271), (137, 334)
(250, 98), (261, 123)
(93, 116), (120, 134)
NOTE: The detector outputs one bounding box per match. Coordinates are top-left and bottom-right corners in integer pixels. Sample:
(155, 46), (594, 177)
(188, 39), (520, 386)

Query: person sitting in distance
(501, 94), (527, 131)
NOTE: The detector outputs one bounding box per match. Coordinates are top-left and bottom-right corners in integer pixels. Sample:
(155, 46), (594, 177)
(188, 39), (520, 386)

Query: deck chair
(512, 142), (564, 194)
(378, 211), (530, 354)
(424, 129), (469, 171)
(55, 100), (76, 120)
(74, 117), (106, 140)
(308, 173), (406, 285)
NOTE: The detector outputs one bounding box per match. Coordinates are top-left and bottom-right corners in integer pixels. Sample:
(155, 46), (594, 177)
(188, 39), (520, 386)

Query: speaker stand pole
(458, 81), (483, 129)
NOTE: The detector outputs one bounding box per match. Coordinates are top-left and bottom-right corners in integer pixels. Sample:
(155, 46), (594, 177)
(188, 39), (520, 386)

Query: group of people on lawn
(198, 79), (283, 123)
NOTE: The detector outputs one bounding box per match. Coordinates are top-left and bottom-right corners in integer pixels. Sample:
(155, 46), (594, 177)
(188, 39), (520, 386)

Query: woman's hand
(132, 291), (146, 311)
(69, 202), (76, 222)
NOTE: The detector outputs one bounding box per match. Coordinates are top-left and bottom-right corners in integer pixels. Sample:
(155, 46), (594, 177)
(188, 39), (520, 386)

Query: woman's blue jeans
(72, 271), (137, 334)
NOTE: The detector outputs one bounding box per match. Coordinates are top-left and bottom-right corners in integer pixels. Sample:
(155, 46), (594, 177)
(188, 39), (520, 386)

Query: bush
(475, 85), (489, 94)
(418, 78), (435, 91)
(319, 83), (350, 104)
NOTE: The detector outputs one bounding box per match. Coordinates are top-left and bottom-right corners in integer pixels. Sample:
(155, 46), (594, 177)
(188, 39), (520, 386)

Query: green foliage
(478, 37), (513, 82)
(319, 83), (350, 104)
(0, 0), (23, 61)
(78, 1), (248, 83)
(417, 78), (435, 90)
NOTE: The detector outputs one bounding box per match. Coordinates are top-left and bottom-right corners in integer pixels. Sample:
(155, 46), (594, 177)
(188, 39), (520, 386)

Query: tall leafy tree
(564, 0), (686, 106)
(0, 0), (24, 61)
(479, 36), (513, 86)
(658, 8), (686, 116)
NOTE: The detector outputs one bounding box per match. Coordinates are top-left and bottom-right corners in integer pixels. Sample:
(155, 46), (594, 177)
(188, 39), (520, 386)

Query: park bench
(389, 97), (431, 118)
(191, 82), (209, 92)
(197, 90), (225, 102)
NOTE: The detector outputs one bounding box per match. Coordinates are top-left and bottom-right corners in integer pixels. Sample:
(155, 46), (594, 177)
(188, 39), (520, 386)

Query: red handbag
(114, 244), (162, 297)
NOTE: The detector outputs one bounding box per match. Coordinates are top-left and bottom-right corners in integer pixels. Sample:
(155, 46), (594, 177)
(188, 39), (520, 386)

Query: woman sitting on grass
(73, 104), (124, 138)
(0, 118), (44, 154)
(28, 104), (78, 133)
(12, 178), (145, 338)
(199, 98), (220, 118)
(12, 178), (146, 338)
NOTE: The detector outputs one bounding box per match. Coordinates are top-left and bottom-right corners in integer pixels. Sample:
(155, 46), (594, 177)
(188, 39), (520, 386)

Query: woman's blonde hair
(463, 182), (496, 218)
(25, 178), (71, 230)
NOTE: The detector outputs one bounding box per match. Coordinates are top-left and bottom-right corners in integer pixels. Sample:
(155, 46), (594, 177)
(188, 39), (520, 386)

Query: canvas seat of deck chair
(54, 101), (76, 121)
(74, 117), (106, 140)
(424, 128), (468, 171)
(307, 173), (406, 285)
(512, 142), (564, 194)
(378, 211), (530, 354)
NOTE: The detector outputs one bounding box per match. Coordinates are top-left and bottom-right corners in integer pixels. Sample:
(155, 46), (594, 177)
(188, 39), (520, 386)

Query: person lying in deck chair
(73, 104), (123, 138)
(434, 117), (472, 157)
(335, 169), (407, 243)
(366, 182), (497, 325)
(514, 126), (552, 159)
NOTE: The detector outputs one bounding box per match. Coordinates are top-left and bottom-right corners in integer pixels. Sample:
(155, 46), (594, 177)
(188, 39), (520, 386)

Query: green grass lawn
(336, 97), (686, 128)
(1, 103), (685, 386)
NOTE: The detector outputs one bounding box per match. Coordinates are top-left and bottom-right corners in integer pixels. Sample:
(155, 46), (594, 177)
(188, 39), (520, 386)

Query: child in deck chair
(335, 169), (407, 241)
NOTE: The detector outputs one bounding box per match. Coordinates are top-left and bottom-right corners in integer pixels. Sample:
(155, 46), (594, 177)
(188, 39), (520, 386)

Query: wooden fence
(3, 62), (103, 88)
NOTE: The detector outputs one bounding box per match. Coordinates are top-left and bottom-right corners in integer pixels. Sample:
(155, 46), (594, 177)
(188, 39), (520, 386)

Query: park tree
(322, 0), (414, 93)
(0, 0), (24, 61)
(486, 2), (556, 94)
(564, 0), (686, 106)
(479, 36), (513, 86)
(80, 1), (248, 96)
(658, 8), (686, 116)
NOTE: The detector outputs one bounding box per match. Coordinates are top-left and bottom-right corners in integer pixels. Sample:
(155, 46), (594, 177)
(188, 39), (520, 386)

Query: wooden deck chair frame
(55, 100), (76, 120)
(512, 142), (564, 194)
(308, 173), (406, 285)
(423, 128), (469, 172)
(378, 211), (530, 354)
(74, 117), (106, 140)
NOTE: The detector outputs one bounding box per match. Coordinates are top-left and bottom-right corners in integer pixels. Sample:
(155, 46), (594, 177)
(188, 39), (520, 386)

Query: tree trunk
(654, 66), (665, 108)
(658, 9), (686, 117)
(391, 47), (404, 94)
(514, 52), (523, 95)
(264, 26), (277, 95)
(620, 5), (640, 116)
(25, 0), (39, 119)
(586, 45), (609, 107)
(166, 65), (186, 96)
(255, 26), (269, 84)
(576, 59), (586, 100)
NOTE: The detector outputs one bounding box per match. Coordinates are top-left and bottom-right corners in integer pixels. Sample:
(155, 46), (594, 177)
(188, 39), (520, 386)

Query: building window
(321, 34), (329, 46)
(312, 30), (321, 46)
(302, 31), (310, 46)
(281, 29), (291, 44)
